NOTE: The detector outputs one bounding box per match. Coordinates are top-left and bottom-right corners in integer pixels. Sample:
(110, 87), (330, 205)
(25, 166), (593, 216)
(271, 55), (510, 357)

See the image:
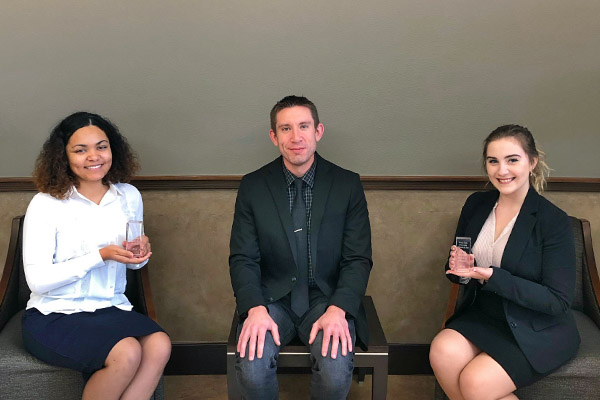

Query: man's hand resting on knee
(237, 305), (281, 361)
(308, 305), (352, 359)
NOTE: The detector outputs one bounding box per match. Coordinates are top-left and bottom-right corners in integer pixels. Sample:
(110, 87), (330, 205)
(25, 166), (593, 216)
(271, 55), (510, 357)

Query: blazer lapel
(309, 154), (334, 274)
(265, 158), (298, 266)
(501, 187), (539, 272)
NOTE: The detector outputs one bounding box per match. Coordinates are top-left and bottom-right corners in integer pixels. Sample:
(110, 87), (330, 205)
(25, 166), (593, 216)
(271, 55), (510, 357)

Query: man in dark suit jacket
(229, 95), (372, 399)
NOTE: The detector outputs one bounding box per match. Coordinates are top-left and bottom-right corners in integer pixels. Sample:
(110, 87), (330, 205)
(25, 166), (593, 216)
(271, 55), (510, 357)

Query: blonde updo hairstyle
(482, 124), (550, 193)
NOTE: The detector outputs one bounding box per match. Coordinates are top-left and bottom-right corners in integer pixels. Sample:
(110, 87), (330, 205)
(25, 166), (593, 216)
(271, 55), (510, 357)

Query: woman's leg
(429, 329), (481, 400)
(120, 331), (171, 400)
(459, 353), (517, 400)
(82, 337), (142, 400)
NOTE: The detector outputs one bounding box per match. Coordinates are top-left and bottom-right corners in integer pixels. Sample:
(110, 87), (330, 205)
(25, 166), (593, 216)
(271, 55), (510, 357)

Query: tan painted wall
(2, 190), (599, 343)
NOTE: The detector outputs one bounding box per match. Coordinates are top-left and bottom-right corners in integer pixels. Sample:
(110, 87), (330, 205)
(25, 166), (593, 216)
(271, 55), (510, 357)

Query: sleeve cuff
(76, 251), (106, 278)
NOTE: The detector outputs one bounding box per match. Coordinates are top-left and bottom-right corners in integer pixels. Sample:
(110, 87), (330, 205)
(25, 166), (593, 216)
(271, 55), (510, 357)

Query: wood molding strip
(0, 178), (37, 192)
(2, 176), (600, 192)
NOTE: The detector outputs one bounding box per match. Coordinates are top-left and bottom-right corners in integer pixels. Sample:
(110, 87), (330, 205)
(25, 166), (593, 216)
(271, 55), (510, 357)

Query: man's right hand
(237, 305), (281, 361)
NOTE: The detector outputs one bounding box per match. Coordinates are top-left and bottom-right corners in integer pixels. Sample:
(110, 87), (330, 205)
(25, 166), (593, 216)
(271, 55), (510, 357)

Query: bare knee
(141, 332), (171, 367)
(430, 330), (462, 371)
(459, 354), (517, 400)
(459, 367), (489, 400)
(106, 337), (142, 376)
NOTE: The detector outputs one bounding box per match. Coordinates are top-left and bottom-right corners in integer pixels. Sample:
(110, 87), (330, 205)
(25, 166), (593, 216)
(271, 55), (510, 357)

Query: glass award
(126, 220), (144, 257)
(454, 237), (473, 273)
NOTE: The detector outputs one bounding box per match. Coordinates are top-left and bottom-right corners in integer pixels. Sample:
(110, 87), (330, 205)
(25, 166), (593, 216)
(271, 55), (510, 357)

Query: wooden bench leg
(357, 367), (367, 383)
(227, 353), (241, 400)
(371, 357), (388, 400)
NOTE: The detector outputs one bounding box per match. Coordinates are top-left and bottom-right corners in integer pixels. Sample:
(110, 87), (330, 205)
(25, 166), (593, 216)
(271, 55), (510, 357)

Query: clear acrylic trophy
(455, 237), (473, 284)
(126, 220), (144, 257)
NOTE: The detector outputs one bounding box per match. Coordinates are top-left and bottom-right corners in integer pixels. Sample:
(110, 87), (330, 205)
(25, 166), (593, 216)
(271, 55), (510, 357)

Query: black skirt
(22, 306), (165, 375)
(446, 290), (547, 388)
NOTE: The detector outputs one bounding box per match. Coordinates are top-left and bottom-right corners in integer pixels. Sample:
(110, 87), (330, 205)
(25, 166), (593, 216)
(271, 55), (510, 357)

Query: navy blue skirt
(22, 306), (165, 375)
(446, 291), (547, 388)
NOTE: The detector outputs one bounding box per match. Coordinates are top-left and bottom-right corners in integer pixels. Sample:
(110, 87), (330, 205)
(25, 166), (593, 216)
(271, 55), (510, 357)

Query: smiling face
(66, 125), (113, 188)
(485, 137), (537, 200)
(269, 105), (324, 177)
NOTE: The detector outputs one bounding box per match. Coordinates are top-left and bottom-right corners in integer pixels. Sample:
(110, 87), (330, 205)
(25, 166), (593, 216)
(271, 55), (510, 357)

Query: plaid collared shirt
(283, 158), (317, 286)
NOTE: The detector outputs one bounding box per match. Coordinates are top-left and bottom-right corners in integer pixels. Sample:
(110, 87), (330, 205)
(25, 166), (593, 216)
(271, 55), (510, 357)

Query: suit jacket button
(291, 276), (297, 282)
(510, 322), (517, 328)
(268, 297), (274, 302)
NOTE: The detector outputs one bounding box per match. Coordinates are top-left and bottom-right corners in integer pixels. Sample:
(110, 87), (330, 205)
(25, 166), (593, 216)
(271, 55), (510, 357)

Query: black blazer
(446, 187), (580, 373)
(229, 154), (373, 347)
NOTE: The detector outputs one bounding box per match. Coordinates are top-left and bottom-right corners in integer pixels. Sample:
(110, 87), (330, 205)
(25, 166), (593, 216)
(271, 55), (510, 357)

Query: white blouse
(23, 183), (148, 315)
(473, 202), (518, 270)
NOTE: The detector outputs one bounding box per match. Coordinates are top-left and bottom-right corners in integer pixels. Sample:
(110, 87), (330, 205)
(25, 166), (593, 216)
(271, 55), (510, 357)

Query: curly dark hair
(33, 112), (139, 199)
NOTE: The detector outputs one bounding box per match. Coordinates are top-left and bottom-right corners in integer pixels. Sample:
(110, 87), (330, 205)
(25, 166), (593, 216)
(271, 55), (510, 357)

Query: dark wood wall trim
(0, 178), (37, 192)
(2, 176), (600, 192)
(165, 342), (431, 376)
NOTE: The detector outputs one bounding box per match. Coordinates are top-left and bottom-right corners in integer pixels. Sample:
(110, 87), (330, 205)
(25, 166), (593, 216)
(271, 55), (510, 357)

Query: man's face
(269, 106), (324, 177)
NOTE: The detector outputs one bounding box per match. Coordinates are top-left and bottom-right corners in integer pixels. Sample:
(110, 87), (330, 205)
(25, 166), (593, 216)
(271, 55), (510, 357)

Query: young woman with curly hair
(22, 112), (171, 400)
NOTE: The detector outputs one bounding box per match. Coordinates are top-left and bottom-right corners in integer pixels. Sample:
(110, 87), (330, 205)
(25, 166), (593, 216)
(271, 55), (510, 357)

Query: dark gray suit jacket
(446, 187), (580, 373)
(229, 154), (373, 348)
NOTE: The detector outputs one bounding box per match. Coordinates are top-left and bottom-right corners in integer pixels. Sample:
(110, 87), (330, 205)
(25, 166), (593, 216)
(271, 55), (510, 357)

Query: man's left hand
(308, 305), (352, 359)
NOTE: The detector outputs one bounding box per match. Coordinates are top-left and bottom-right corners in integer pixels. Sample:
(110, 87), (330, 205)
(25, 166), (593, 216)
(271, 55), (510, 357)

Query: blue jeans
(235, 291), (356, 400)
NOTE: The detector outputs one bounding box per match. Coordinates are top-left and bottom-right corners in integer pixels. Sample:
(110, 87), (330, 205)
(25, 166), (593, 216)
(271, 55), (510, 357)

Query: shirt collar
(282, 158), (317, 188)
(70, 183), (121, 205)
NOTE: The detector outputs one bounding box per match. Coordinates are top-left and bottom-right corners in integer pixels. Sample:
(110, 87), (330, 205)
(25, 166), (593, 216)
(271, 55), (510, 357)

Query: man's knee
(310, 332), (354, 393)
(313, 353), (354, 386)
(235, 331), (279, 386)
